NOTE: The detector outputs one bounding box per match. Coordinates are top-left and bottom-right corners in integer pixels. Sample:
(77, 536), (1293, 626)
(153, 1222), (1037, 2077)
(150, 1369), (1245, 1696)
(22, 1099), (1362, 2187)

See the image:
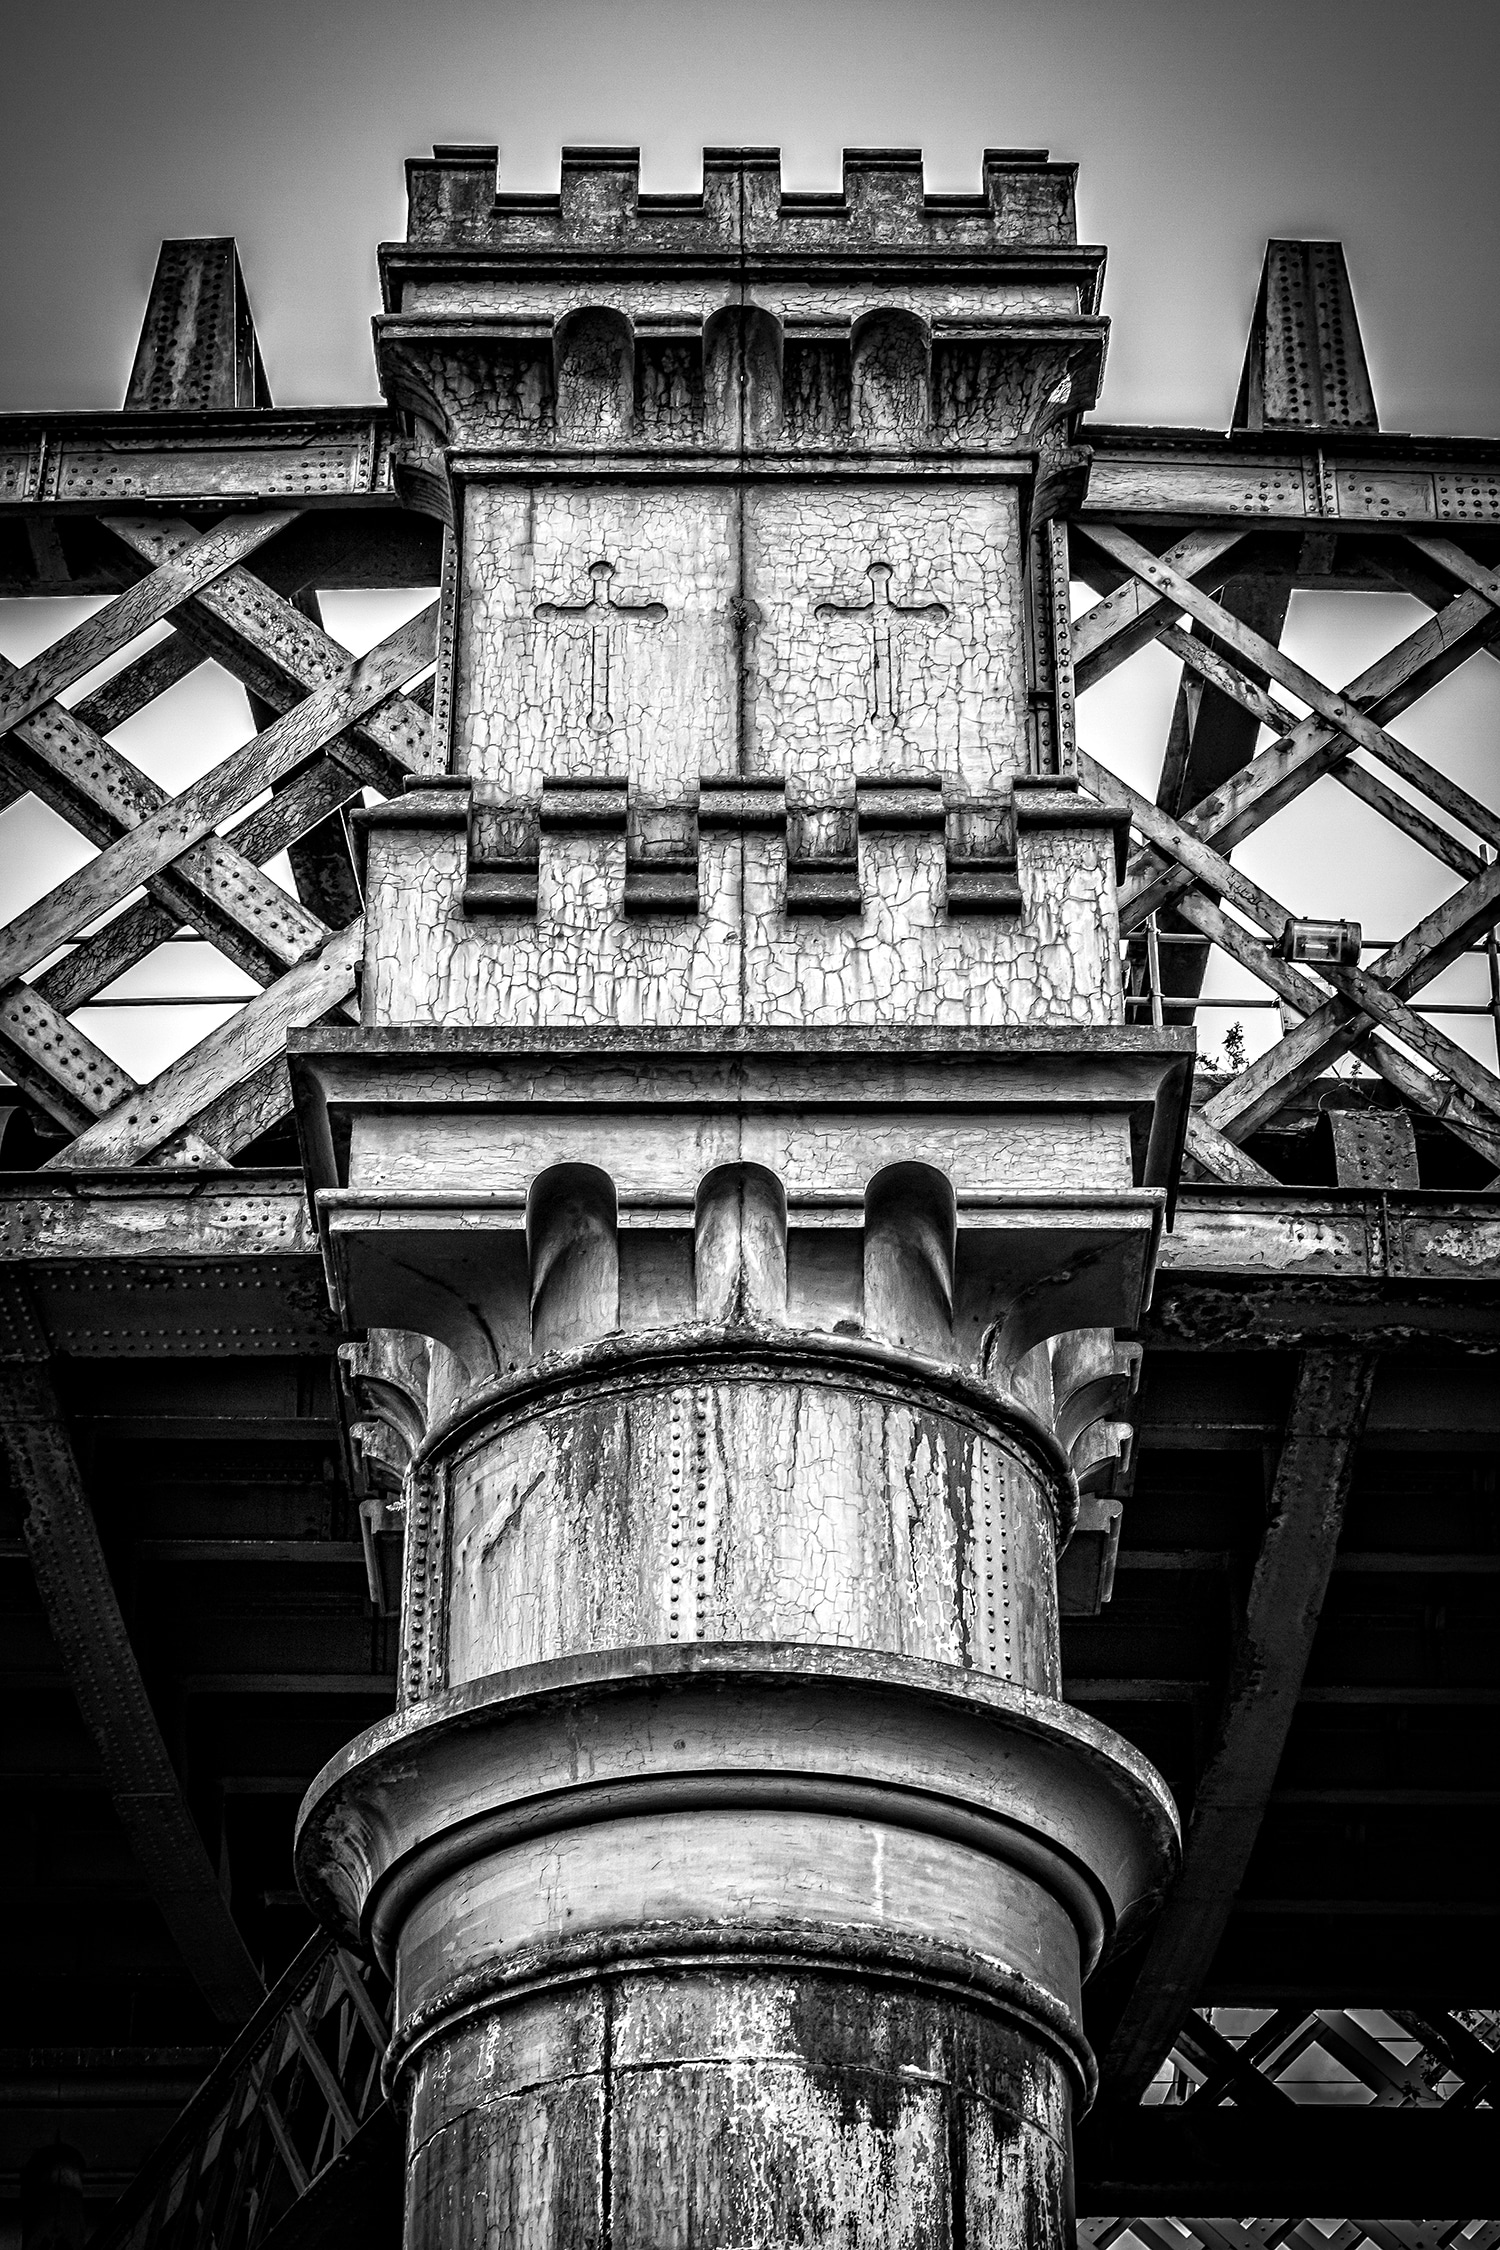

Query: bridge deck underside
(0, 1178), (1495, 2228)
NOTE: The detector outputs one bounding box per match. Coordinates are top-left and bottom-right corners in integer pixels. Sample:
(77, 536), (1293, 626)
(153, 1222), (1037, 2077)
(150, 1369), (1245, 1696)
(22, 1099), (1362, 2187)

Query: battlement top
(397, 144), (1088, 261)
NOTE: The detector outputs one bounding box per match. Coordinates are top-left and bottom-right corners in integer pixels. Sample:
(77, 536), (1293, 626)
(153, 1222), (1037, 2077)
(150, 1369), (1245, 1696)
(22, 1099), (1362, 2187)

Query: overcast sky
(4, 0), (1498, 432)
(2, 0), (1498, 1083)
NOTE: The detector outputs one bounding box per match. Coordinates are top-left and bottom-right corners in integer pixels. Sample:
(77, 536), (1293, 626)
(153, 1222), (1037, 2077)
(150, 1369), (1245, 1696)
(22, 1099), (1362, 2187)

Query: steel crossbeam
(56, 923), (365, 1168)
(0, 505), (437, 1162)
(0, 604), (435, 990)
(1082, 751), (1500, 1152)
(1073, 521), (1500, 1179)
(1166, 2004), (1500, 2112)
(1118, 583), (1500, 927)
(4, 472), (1497, 1182)
(106, 516), (436, 784)
(0, 512), (295, 739)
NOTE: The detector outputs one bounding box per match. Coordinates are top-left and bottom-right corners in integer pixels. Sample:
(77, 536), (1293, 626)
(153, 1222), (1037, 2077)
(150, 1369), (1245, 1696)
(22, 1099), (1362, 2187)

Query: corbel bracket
(625, 790), (701, 914)
(785, 790), (860, 915)
(944, 792), (1022, 914)
(454, 771), (1036, 919)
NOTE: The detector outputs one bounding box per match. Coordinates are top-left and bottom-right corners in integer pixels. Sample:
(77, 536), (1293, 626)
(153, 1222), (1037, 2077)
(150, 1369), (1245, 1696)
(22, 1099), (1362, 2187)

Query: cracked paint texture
(402, 277), (1084, 324)
(443, 1376), (1060, 1692)
(745, 488), (1026, 786)
(348, 1114), (1133, 1201)
(452, 481), (1027, 796)
(457, 485), (738, 791)
(363, 828), (1121, 1031)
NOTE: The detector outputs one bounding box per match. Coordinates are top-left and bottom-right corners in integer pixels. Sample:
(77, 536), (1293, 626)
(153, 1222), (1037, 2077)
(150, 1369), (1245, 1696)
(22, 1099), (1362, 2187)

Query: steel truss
(0, 224), (1496, 2241)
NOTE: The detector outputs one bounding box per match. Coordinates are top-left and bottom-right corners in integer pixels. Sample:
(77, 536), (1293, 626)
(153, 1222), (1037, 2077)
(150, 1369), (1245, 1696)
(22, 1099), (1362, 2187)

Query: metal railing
(1125, 918), (1500, 1062)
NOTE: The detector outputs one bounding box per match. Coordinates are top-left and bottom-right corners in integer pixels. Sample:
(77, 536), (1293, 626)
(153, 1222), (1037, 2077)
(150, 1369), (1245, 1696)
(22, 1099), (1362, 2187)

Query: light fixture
(1278, 918), (1362, 967)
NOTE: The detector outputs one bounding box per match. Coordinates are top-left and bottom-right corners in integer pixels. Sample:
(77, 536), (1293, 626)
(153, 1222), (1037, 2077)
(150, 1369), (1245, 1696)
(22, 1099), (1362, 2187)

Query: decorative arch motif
(553, 305), (635, 444)
(702, 303), (784, 448)
(526, 1162), (620, 1352)
(851, 307), (931, 445)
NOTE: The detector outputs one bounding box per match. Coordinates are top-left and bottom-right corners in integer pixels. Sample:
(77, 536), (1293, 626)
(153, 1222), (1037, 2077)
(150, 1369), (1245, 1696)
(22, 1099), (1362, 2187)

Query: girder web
(5, 503), (1498, 1184)
(6, 513), (1497, 1182)
(0, 509), (437, 1164)
(1089, 2005), (1500, 2250)
(1070, 520), (1500, 1186)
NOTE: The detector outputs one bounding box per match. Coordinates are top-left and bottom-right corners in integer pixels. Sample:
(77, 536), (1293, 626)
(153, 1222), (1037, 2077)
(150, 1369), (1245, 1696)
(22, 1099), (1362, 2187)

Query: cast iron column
(295, 141), (1185, 2250)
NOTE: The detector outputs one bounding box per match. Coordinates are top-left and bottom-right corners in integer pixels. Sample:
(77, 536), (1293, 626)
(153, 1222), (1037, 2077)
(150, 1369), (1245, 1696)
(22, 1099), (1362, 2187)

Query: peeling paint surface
(443, 1375), (1060, 1690)
(364, 828), (1122, 1032)
(452, 483), (1028, 794)
(402, 1970), (1072, 2250)
(745, 488), (1025, 785)
(458, 487), (739, 791)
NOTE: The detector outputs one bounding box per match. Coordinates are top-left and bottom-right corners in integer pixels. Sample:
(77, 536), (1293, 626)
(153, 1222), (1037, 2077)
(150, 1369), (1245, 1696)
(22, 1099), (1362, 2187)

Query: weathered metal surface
(1326, 1107), (1421, 1191)
(0, 609), (433, 994)
(1080, 432), (1500, 524)
(1233, 241), (1378, 434)
(125, 239), (272, 416)
(1078, 506), (1500, 1179)
(0, 488), (437, 1155)
(56, 924), (365, 1171)
(441, 1341), (1067, 1681)
(4, 426), (1495, 532)
(1150, 1188), (1500, 1343)
(0, 414), (397, 512)
(403, 1967), (1068, 2250)
(298, 1649), (1176, 2248)
(0, 513), (290, 740)
(0, 1173), (318, 1261)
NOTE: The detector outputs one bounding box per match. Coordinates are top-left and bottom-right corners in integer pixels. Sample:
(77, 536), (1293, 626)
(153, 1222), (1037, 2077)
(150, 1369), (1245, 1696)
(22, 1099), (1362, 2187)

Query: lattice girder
(1071, 516), (1500, 1181)
(0, 506), (436, 1164)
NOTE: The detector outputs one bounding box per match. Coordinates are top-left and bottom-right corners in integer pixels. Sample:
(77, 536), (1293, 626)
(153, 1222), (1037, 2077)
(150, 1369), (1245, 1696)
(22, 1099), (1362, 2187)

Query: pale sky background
(2, 0), (1498, 1085)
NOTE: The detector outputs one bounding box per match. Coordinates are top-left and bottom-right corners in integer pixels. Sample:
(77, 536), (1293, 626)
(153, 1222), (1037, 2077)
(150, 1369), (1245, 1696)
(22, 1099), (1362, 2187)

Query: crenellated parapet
(376, 143), (1102, 520)
(395, 143), (1091, 261)
(369, 144), (1098, 846)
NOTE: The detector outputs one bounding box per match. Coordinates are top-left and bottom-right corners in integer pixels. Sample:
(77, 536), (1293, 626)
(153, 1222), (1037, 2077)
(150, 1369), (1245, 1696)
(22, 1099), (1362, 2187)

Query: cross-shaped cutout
(814, 560), (950, 724)
(534, 559), (668, 731)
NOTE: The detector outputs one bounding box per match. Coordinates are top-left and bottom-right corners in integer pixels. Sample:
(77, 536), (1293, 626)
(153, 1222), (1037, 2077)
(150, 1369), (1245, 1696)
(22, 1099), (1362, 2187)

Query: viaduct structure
(0, 146), (1497, 2250)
